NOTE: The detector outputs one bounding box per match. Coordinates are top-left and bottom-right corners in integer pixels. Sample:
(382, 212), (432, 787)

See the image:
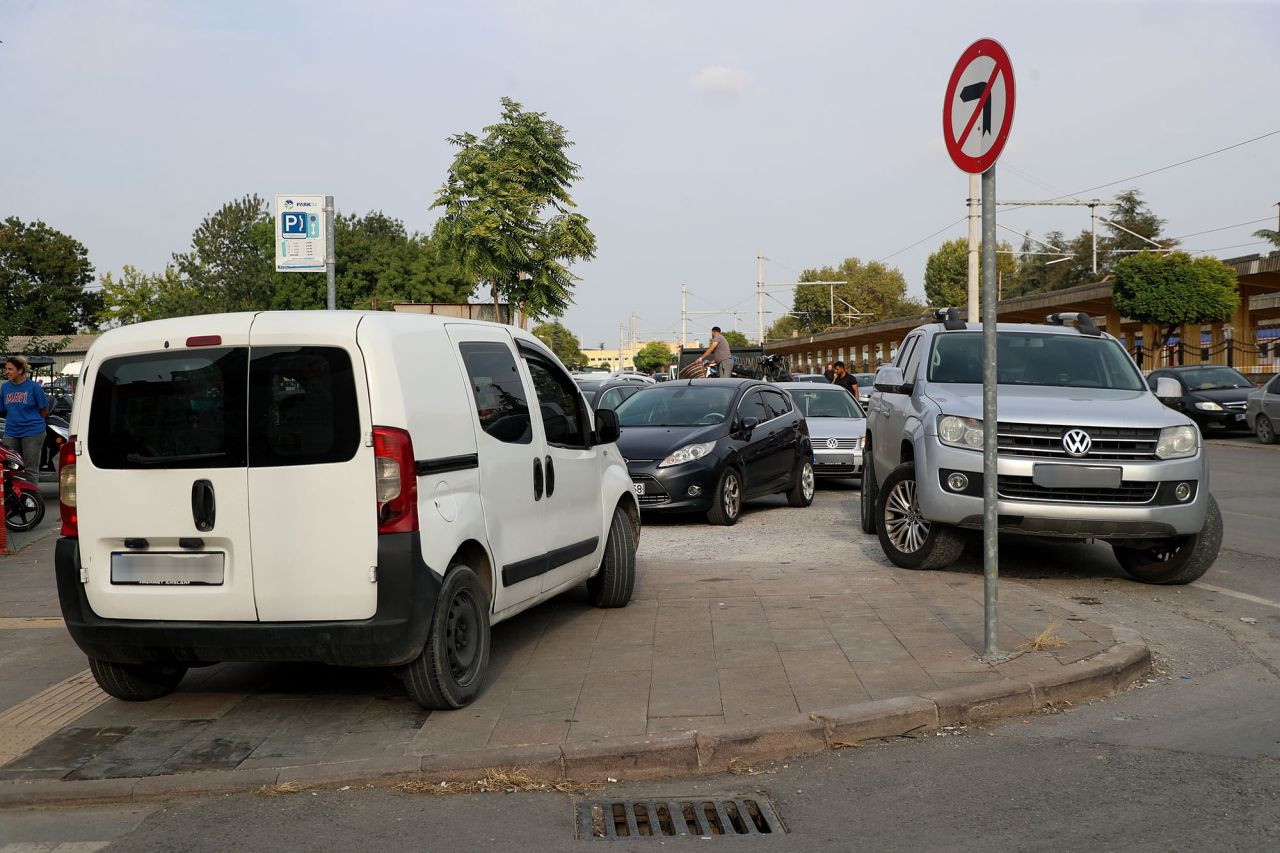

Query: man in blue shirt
(2, 356), (49, 473)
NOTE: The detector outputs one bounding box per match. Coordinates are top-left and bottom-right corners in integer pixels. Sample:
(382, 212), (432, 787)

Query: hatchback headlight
(1193, 401), (1223, 411)
(659, 441), (716, 467)
(1155, 425), (1198, 459)
(937, 415), (985, 450)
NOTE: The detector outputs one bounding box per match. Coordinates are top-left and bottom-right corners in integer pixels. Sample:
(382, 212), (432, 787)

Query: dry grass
(394, 768), (603, 796)
(256, 781), (309, 797)
(1022, 624), (1067, 652)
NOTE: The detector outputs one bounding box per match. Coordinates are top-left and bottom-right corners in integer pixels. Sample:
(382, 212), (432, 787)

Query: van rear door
(78, 317), (258, 622)
(246, 313), (377, 621)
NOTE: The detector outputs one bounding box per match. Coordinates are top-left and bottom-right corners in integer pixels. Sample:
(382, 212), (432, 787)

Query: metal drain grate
(578, 797), (785, 839)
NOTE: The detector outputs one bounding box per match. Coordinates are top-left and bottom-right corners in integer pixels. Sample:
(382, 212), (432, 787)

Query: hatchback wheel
(706, 467), (742, 526)
(786, 458), (815, 507)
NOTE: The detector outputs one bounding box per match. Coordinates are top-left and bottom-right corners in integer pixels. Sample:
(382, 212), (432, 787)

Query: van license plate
(111, 552), (225, 586)
(1032, 464), (1122, 489)
(633, 482), (645, 496)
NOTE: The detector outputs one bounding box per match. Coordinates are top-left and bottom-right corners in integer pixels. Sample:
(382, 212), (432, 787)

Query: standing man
(1, 356), (49, 474)
(698, 326), (733, 378)
(831, 360), (859, 401)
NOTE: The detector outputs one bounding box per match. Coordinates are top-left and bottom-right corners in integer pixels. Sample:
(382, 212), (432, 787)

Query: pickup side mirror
(1153, 377), (1182, 405)
(594, 408), (621, 444)
(874, 365), (907, 394)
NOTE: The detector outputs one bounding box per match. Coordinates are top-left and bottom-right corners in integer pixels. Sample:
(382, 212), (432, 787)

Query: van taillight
(59, 435), (78, 537)
(372, 427), (418, 535)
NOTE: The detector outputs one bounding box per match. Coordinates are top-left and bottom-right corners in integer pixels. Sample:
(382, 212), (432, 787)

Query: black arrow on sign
(960, 81), (992, 136)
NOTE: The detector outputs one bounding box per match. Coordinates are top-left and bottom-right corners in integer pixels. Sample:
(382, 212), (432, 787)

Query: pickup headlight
(1155, 425), (1198, 459)
(1193, 401), (1223, 411)
(659, 441), (716, 467)
(938, 415), (984, 450)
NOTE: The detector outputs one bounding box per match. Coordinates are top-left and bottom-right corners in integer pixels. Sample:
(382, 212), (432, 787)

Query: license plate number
(1032, 464), (1122, 489)
(633, 482), (646, 496)
(111, 552), (225, 586)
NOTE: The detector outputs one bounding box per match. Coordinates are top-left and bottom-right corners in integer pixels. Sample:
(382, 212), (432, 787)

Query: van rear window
(88, 346), (359, 470)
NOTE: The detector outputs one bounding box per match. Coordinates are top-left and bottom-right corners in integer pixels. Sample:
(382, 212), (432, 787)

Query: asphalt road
(3, 438), (1277, 851)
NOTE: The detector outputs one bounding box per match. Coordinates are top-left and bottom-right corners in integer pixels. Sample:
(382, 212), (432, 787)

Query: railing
(1130, 338), (1278, 378)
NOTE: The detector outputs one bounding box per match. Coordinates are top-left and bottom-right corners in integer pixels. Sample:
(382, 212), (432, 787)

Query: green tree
(173, 194), (273, 313)
(0, 216), (101, 336)
(633, 340), (672, 373)
(764, 314), (805, 341)
(1102, 189), (1174, 263)
(790, 258), (922, 334)
(923, 238), (1016, 307)
(722, 330), (750, 349)
(98, 265), (204, 326)
(532, 320), (587, 368)
(432, 97), (597, 323)
(1253, 227), (1280, 248)
(1112, 251), (1239, 348)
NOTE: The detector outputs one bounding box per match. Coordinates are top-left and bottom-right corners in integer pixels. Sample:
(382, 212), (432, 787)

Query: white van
(54, 312), (639, 709)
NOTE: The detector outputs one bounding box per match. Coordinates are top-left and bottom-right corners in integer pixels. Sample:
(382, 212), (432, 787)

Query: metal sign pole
(325, 195), (336, 310)
(981, 165), (1000, 658)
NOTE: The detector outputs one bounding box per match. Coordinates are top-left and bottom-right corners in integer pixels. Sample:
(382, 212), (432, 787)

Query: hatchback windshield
(927, 332), (1145, 391)
(788, 389), (865, 419)
(1173, 366), (1253, 391)
(614, 384), (737, 426)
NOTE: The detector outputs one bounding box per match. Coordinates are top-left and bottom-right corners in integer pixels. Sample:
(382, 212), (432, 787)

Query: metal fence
(1130, 339), (1279, 379)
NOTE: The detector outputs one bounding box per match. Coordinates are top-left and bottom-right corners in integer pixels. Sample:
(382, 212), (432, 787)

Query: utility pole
(997, 199), (1119, 278)
(757, 250), (766, 344)
(630, 312), (638, 364)
(618, 324), (625, 371)
(681, 284), (687, 349)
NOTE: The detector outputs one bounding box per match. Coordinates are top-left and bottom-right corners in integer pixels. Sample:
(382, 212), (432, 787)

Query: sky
(4, 0), (1279, 349)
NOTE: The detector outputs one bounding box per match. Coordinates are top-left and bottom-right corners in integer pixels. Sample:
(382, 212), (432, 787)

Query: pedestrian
(1, 355), (49, 474)
(831, 360), (859, 401)
(823, 362), (835, 383)
(697, 326), (733, 378)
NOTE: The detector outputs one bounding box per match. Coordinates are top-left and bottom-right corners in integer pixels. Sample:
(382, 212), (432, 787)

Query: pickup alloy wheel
(875, 462), (966, 570)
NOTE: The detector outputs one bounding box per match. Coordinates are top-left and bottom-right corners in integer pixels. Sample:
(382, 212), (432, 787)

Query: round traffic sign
(943, 39), (1015, 174)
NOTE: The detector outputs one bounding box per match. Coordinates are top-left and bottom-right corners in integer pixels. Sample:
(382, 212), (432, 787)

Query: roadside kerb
(0, 632), (1151, 809)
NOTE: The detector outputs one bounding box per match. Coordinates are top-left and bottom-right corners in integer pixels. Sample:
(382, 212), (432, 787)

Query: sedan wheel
(1257, 414), (1277, 445)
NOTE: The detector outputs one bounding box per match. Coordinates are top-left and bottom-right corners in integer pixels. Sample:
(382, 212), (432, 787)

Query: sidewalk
(0, 529), (1150, 807)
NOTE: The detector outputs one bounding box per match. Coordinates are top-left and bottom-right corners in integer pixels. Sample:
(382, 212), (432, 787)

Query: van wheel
(1257, 415), (1277, 444)
(588, 506), (636, 608)
(786, 459), (815, 507)
(403, 565), (491, 710)
(875, 462), (965, 570)
(706, 467), (742, 526)
(88, 658), (188, 702)
(1113, 495), (1223, 585)
(859, 454), (877, 534)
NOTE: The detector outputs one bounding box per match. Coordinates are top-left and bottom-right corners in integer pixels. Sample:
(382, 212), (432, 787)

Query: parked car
(56, 312), (640, 710)
(789, 374), (830, 383)
(852, 372), (876, 402)
(575, 378), (649, 412)
(1146, 365), (1256, 433)
(1245, 372), (1280, 443)
(776, 382), (866, 480)
(863, 309), (1221, 585)
(613, 378), (814, 525)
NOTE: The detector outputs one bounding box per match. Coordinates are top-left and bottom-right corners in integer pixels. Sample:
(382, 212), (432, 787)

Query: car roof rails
(932, 307), (967, 331)
(1044, 311), (1102, 336)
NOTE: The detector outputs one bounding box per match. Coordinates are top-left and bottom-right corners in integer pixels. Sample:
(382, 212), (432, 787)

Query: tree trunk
(490, 280), (501, 324)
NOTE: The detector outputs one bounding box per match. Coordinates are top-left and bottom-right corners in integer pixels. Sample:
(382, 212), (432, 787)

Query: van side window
(87, 348), (248, 470)
(459, 342), (532, 445)
(525, 357), (589, 448)
(248, 347), (360, 467)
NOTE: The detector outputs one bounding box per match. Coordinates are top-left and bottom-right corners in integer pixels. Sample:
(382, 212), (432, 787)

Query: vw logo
(826, 438), (839, 449)
(1061, 429), (1092, 457)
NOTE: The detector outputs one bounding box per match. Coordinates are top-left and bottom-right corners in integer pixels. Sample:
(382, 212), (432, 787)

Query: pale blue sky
(4, 0), (1278, 347)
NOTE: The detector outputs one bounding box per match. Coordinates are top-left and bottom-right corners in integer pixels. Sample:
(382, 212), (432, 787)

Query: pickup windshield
(927, 332), (1146, 391)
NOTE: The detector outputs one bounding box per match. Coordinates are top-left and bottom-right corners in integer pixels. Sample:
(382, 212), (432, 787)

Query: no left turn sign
(943, 39), (1015, 174)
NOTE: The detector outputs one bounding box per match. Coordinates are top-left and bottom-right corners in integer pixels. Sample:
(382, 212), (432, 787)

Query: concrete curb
(0, 629), (1152, 809)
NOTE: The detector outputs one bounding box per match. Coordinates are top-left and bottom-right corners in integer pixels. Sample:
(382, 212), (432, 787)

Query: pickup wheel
(403, 565), (491, 709)
(587, 505), (636, 607)
(859, 454), (877, 534)
(1257, 414), (1277, 444)
(1112, 495), (1222, 585)
(875, 462), (966, 570)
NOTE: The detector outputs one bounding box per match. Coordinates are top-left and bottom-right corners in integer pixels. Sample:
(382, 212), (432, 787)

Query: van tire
(706, 467), (742, 526)
(1113, 494), (1223, 585)
(786, 458), (815, 507)
(875, 462), (965, 570)
(403, 565), (491, 710)
(859, 454), (878, 534)
(587, 506), (636, 608)
(88, 658), (188, 702)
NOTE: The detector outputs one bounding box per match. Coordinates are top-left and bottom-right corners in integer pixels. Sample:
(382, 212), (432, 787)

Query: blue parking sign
(281, 211), (308, 239)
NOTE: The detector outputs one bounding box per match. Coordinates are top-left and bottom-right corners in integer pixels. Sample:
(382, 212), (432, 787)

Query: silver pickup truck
(861, 309), (1221, 585)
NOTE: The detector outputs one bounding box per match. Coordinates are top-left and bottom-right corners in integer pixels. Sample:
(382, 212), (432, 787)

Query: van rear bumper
(54, 533), (440, 668)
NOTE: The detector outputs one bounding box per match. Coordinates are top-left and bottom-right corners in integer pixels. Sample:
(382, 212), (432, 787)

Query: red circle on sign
(943, 38), (1015, 174)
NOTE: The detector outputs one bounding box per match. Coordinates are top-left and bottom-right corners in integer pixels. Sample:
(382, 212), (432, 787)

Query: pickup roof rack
(1044, 311), (1102, 336)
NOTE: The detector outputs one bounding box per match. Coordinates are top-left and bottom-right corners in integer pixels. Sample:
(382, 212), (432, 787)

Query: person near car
(1, 355), (49, 473)
(698, 326), (733, 378)
(823, 362), (835, 382)
(832, 361), (859, 401)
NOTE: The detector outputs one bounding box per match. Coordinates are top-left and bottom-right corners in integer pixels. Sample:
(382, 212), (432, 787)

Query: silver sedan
(776, 382), (866, 480)
(1245, 372), (1280, 444)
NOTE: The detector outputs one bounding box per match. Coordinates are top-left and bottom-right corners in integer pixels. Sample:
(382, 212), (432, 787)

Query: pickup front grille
(997, 422), (1160, 461)
(997, 475), (1158, 504)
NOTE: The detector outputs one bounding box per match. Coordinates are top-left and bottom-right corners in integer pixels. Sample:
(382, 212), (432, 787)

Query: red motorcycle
(3, 446), (45, 532)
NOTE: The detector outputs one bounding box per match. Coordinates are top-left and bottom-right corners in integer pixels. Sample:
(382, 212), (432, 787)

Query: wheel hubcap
(1261, 418), (1273, 442)
(801, 463), (815, 499)
(724, 474), (740, 517)
(445, 590), (478, 680)
(884, 479), (929, 553)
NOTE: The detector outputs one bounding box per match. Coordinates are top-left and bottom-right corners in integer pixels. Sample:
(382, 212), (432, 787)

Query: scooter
(3, 445), (46, 532)
(41, 415), (71, 477)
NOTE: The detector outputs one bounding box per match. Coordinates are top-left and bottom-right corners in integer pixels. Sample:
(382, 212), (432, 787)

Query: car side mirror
(874, 365), (907, 394)
(594, 408), (620, 444)
(738, 416), (760, 438)
(1154, 377), (1182, 405)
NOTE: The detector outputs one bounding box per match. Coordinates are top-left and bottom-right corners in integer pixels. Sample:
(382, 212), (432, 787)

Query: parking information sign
(275, 195), (327, 272)
(943, 39), (1015, 174)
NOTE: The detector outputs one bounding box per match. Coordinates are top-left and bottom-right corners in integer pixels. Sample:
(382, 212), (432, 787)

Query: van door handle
(544, 455), (555, 497)
(533, 458), (544, 501)
(191, 480), (216, 531)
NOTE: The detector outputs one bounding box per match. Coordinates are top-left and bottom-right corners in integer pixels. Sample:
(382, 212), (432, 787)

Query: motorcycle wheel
(5, 491), (45, 532)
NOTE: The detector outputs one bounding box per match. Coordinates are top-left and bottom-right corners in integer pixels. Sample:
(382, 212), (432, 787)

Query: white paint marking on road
(0, 670), (108, 765)
(1193, 582), (1280, 611)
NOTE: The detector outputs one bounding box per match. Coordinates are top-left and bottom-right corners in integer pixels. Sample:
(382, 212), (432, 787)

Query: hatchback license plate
(111, 552), (225, 586)
(1032, 464), (1122, 489)
(633, 482), (646, 496)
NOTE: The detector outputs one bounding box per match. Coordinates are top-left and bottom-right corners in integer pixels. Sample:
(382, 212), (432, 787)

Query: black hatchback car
(612, 378), (814, 525)
(1147, 365), (1256, 432)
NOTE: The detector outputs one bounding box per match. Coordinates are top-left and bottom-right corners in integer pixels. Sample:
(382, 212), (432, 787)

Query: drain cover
(578, 796), (784, 839)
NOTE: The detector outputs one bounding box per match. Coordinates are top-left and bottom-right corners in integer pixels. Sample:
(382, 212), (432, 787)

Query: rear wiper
(125, 451), (229, 466)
